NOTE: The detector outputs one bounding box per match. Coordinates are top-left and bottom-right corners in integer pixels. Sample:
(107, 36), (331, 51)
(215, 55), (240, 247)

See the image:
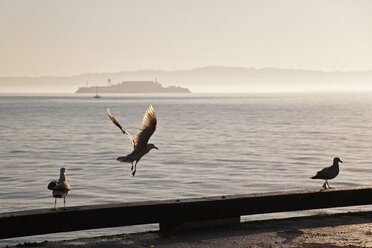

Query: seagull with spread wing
(107, 105), (158, 176)
(47, 168), (71, 210)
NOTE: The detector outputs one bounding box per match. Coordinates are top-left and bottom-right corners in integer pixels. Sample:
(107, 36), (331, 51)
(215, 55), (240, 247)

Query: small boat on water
(93, 86), (101, 98)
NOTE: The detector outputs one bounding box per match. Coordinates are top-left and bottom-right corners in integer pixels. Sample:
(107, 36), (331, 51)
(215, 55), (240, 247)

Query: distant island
(1, 66), (372, 93)
(75, 80), (191, 94)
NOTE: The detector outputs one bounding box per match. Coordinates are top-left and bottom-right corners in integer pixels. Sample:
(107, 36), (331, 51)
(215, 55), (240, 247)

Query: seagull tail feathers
(117, 156), (130, 163)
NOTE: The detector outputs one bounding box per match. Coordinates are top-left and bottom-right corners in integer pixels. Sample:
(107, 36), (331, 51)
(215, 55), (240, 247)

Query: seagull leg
(322, 181), (327, 189)
(132, 161), (138, 176)
(327, 181), (332, 189)
(54, 198), (57, 210)
(64, 197), (66, 209)
(131, 162), (134, 171)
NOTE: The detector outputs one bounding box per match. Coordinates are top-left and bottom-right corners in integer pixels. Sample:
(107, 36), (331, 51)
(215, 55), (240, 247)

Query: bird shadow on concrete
(277, 229), (304, 244)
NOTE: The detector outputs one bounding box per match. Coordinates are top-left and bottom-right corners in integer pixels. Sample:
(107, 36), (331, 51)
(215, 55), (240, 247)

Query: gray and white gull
(311, 157), (342, 189)
(47, 168), (71, 210)
(107, 105), (158, 176)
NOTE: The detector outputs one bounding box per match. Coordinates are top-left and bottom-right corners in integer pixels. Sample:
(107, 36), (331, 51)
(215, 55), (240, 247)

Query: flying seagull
(47, 168), (71, 210)
(311, 157), (342, 189)
(107, 105), (158, 176)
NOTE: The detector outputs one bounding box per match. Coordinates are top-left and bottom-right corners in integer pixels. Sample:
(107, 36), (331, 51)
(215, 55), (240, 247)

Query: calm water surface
(1, 92), (372, 245)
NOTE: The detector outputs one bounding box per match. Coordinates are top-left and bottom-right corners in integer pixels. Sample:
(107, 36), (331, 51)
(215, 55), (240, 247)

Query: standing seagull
(311, 157), (343, 189)
(47, 168), (71, 210)
(107, 105), (158, 176)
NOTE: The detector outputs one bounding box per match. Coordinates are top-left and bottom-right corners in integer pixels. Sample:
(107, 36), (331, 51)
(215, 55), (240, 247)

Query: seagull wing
(316, 166), (336, 179)
(135, 105), (157, 150)
(56, 181), (71, 191)
(107, 108), (135, 147)
(48, 181), (58, 190)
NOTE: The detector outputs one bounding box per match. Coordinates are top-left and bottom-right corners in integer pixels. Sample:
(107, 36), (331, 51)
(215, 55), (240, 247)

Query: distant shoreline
(1, 66), (372, 93)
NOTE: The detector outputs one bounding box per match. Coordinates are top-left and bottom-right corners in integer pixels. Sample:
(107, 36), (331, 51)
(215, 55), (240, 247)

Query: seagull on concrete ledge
(311, 157), (342, 189)
(107, 105), (158, 176)
(47, 168), (71, 210)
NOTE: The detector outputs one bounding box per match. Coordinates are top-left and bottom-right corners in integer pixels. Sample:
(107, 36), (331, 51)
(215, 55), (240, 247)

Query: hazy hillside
(1, 66), (372, 93)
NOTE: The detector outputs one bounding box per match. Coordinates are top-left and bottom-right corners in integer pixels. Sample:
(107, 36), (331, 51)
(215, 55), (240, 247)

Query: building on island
(76, 80), (190, 94)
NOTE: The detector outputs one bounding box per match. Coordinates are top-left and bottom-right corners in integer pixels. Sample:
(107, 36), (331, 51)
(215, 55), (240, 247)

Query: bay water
(1, 92), (372, 246)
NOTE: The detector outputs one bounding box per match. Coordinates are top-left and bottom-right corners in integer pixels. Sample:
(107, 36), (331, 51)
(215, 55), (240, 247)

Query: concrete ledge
(1, 186), (372, 239)
(9, 211), (372, 248)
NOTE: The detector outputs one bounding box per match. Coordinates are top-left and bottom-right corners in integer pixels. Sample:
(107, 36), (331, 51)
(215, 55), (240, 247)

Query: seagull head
(60, 168), (68, 174)
(333, 157), (343, 164)
(148, 144), (159, 151)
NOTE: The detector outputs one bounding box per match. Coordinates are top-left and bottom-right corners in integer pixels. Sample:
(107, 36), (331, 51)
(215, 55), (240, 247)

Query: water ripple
(2, 93), (372, 245)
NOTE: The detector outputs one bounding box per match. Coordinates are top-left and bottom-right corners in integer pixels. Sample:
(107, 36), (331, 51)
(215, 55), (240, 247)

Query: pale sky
(0, 0), (372, 77)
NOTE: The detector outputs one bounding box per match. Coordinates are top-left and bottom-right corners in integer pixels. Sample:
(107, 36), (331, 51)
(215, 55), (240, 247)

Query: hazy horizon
(1, 65), (372, 93)
(2, 65), (372, 79)
(1, 0), (372, 92)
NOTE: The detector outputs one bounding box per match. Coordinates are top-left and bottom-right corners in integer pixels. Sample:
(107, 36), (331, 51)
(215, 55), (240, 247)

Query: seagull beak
(154, 146), (159, 150)
(340, 160), (343, 163)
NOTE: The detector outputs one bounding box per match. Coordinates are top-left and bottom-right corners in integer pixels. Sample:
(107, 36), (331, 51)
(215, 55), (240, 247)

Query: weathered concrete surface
(10, 211), (372, 248)
(4, 186), (372, 239)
